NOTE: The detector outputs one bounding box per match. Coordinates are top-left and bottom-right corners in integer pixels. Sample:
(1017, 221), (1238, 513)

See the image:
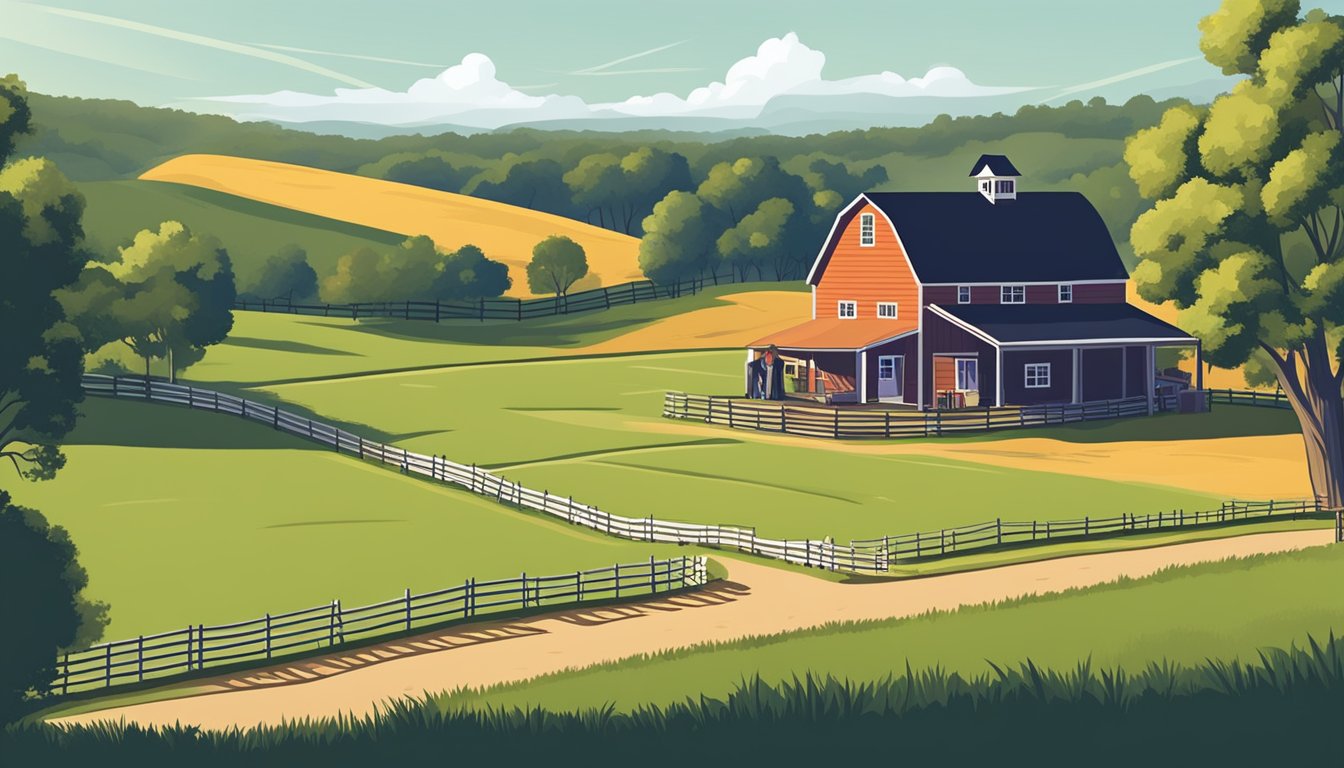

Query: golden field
(140, 154), (644, 298)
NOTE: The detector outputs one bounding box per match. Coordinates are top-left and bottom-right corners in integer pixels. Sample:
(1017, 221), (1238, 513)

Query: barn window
(876, 302), (898, 318)
(957, 286), (971, 304)
(1000, 285), (1026, 304)
(859, 213), (875, 247)
(1025, 363), (1052, 388)
(995, 179), (1015, 194)
(838, 300), (857, 319)
(1058, 284), (1073, 303)
(956, 359), (979, 391)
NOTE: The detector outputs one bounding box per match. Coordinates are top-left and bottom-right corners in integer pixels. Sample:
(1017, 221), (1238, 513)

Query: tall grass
(6, 634), (1341, 766)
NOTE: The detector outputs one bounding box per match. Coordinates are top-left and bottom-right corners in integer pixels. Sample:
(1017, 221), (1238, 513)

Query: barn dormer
(970, 154), (1020, 204)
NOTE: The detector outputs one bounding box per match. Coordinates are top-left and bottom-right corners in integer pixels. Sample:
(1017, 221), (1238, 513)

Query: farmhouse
(748, 155), (1200, 412)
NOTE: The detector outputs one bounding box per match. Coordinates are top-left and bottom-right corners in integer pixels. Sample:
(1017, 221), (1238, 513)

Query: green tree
(564, 152), (624, 230)
(717, 198), (797, 281)
(0, 492), (109, 721)
(241, 244), (317, 303)
(437, 243), (512, 301)
(526, 235), (588, 298)
(320, 246), (385, 304)
(102, 221), (236, 383)
(639, 191), (724, 285)
(0, 133), (91, 481)
(1125, 0), (1344, 507)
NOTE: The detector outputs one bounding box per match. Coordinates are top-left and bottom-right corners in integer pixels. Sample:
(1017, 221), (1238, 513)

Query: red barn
(748, 155), (1201, 411)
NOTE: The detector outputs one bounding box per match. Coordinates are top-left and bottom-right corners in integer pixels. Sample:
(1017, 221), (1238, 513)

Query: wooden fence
(849, 499), (1328, 569)
(236, 272), (740, 322)
(82, 375), (880, 573)
(51, 555), (708, 695)
(1206, 388), (1292, 409)
(663, 392), (1157, 439)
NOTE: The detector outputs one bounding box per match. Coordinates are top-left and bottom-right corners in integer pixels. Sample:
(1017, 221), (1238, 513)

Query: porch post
(916, 324), (925, 411)
(995, 345), (1004, 407)
(1072, 347), (1082, 404)
(1194, 340), (1204, 392)
(1146, 344), (1156, 415)
(808, 355), (816, 394)
(857, 349), (867, 404)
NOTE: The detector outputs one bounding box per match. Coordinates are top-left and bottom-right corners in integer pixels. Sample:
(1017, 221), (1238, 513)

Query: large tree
(0, 81), (90, 481)
(1125, 0), (1344, 509)
(241, 244), (317, 303)
(638, 191), (724, 285)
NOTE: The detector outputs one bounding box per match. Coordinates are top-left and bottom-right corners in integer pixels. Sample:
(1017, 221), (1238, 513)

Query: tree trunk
(1267, 337), (1344, 509)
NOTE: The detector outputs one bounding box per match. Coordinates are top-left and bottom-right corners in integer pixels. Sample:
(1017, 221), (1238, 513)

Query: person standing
(759, 346), (785, 401)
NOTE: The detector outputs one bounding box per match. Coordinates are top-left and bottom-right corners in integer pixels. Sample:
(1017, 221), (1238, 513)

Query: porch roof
(748, 318), (917, 351)
(930, 303), (1196, 346)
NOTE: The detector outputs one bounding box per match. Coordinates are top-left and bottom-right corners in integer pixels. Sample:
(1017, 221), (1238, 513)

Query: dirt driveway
(51, 529), (1334, 731)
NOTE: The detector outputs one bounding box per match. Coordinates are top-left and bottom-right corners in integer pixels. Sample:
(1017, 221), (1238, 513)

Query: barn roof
(850, 192), (1130, 284)
(929, 303), (1195, 345)
(968, 154), (1021, 177)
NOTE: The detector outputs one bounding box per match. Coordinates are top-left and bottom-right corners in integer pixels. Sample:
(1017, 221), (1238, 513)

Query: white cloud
(185, 32), (1038, 128)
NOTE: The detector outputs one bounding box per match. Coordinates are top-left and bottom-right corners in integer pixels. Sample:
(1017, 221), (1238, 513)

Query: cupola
(969, 154), (1020, 204)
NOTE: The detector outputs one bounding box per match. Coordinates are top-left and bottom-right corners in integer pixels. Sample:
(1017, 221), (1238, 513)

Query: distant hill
(140, 154), (644, 298)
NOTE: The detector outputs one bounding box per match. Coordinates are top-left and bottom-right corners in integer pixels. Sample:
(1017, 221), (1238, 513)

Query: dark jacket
(747, 356), (786, 400)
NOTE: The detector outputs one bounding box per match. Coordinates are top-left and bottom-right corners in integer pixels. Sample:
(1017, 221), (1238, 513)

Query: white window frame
(878, 356), (897, 380)
(837, 300), (857, 319)
(859, 213), (876, 247)
(1025, 363), (1052, 389)
(1000, 285), (1026, 304)
(955, 359), (979, 391)
(1058, 284), (1073, 303)
(876, 302), (898, 319)
(995, 179), (1015, 194)
(957, 286), (971, 304)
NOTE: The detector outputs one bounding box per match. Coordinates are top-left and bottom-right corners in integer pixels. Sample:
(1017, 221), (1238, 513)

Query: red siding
(1026, 284), (1057, 304)
(814, 203), (919, 321)
(1072, 282), (1127, 303)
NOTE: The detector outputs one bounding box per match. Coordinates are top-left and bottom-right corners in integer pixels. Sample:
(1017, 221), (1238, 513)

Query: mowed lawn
(440, 545), (1344, 714)
(5, 398), (678, 640)
(180, 284), (806, 385)
(249, 350), (1225, 540)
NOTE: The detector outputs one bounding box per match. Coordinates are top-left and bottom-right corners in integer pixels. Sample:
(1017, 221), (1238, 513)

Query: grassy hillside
(442, 545), (1344, 714)
(5, 397), (680, 639)
(140, 154), (644, 298)
(77, 180), (404, 281)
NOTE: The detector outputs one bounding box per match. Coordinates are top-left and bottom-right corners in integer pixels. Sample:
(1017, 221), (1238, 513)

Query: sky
(3, 0), (1343, 128)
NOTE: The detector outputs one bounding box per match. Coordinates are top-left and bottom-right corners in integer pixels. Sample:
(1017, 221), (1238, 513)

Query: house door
(877, 355), (903, 400)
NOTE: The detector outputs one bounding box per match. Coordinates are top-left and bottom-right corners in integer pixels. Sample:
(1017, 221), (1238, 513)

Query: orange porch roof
(747, 318), (917, 351)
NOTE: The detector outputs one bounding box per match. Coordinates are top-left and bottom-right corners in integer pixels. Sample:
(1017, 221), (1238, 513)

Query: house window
(1058, 284), (1073, 303)
(876, 302), (898, 319)
(995, 179), (1015, 194)
(957, 286), (971, 304)
(1001, 285), (1026, 304)
(878, 357), (896, 379)
(980, 180), (990, 193)
(1025, 363), (1052, 389)
(859, 213), (875, 247)
(956, 359), (979, 391)
(837, 300), (857, 319)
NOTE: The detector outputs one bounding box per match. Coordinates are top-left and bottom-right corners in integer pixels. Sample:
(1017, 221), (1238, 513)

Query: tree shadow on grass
(223, 336), (361, 357)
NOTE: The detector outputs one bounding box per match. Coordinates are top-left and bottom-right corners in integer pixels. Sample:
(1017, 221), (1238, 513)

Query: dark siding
(1003, 350), (1074, 405)
(1026, 284), (1058, 304)
(924, 286), (958, 305)
(1124, 345), (1147, 397)
(972, 285), (999, 304)
(862, 335), (918, 402)
(922, 308), (997, 407)
(1081, 348), (1124, 400)
(1073, 282), (1127, 303)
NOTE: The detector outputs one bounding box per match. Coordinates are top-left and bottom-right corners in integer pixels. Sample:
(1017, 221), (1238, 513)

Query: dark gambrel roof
(932, 302), (1194, 344)
(968, 154), (1020, 177)
(862, 192), (1129, 283)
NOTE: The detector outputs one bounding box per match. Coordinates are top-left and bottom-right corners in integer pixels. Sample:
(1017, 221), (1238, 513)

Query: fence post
(266, 613), (272, 659)
(996, 518), (1002, 545)
(138, 635), (144, 682)
(404, 588), (412, 630)
(521, 573), (528, 608)
(198, 624), (204, 669)
(105, 643), (111, 688)
(615, 563), (621, 599)
(650, 555), (657, 594)
(469, 577), (476, 618)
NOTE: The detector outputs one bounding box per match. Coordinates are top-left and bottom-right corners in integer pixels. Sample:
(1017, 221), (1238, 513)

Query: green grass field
(4, 398), (679, 640)
(77, 180), (403, 285)
(225, 349), (1229, 540)
(438, 545), (1344, 714)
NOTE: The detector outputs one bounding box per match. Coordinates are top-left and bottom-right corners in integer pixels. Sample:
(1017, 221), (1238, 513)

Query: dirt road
(52, 529), (1334, 731)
